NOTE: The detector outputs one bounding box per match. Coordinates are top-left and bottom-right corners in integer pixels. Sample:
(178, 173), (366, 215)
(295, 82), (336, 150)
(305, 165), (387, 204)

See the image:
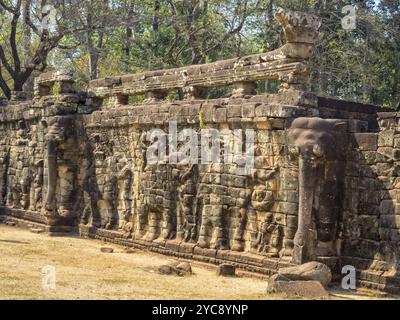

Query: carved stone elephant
(287, 117), (345, 264)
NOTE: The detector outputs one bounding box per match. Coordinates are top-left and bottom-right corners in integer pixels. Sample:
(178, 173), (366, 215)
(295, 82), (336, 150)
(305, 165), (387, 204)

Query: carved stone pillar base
(144, 90), (168, 103)
(183, 86), (208, 100)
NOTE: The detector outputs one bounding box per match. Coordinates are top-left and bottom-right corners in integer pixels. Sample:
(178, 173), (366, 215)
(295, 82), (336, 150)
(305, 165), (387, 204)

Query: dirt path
(0, 224), (397, 300)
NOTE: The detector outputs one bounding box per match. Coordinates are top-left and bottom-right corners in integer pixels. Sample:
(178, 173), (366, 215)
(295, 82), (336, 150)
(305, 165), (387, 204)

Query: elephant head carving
(287, 117), (345, 264)
(46, 115), (75, 142)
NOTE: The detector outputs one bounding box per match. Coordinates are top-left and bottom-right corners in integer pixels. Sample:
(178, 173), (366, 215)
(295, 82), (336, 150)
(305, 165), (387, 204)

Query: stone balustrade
(88, 9), (321, 104)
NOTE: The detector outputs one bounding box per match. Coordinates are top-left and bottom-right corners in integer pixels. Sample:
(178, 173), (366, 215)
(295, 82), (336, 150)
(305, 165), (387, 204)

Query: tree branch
(0, 45), (15, 78)
(0, 65), (11, 99)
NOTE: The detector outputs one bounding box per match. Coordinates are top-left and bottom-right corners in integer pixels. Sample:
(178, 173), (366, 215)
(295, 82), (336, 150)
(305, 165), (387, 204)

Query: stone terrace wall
(0, 89), (398, 291)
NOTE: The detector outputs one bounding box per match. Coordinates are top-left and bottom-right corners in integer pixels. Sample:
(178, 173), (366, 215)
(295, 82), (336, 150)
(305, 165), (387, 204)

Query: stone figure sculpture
(118, 168), (134, 230)
(175, 164), (198, 243)
(31, 160), (44, 211)
(44, 115), (77, 218)
(103, 169), (118, 230)
(0, 147), (10, 206)
(244, 168), (281, 255)
(137, 162), (175, 242)
(198, 203), (228, 250)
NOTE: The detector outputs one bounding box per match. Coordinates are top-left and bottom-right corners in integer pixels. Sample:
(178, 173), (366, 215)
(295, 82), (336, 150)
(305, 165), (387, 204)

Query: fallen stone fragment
(158, 261), (192, 276)
(176, 262), (193, 275)
(124, 247), (135, 253)
(100, 247), (114, 253)
(267, 273), (291, 285)
(217, 264), (236, 277)
(158, 265), (184, 276)
(278, 261), (332, 287)
(158, 265), (177, 275)
(30, 228), (44, 234)
(267, 278), (329, 299)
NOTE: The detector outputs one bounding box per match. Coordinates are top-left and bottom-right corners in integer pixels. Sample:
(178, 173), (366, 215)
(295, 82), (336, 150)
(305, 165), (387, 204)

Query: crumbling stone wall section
(0, 9), (399, 293)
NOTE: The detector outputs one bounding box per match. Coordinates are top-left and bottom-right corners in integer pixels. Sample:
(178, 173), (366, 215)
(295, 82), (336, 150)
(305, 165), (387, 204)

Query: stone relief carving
(30, 160), (44, 211)
(175, 164), (198, 243)
(287, 117), (345, 264)
(117, 167), (134, 231)
(44, 115), (77, 219)
(247, 167), (283, 257)
(0, 145), (10, 206)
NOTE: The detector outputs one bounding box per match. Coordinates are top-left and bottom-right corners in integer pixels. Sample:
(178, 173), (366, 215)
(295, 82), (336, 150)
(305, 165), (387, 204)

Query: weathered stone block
(353, 133), (378, 151)
(227, 104), (242, 118)
(278, 261), (332, 287)
(380, 215), (400, 229)
(348, 120), (368, 133)
(378, 130), (395, 147)
(213, 107), (227, 123)
(377, 147), (400, 161)
(267, 278), (329, 299)
(216, 264), (236, 276)
(241, 104), (255, 118)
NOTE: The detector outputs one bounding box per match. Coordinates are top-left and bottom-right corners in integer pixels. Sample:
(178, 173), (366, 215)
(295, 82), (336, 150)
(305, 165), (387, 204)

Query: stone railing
(88, 9), (321, 104)
(34, 70), (75, 97)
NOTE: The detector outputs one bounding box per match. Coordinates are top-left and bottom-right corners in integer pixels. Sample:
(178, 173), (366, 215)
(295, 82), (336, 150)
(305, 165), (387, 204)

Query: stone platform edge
(1, 209), (399, 293)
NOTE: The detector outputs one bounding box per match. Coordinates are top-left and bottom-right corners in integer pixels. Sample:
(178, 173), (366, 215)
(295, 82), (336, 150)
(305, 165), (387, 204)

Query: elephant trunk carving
(45, 139), (57, 213)
(288, 117), (345, 265)
(293, 154), (317, 264)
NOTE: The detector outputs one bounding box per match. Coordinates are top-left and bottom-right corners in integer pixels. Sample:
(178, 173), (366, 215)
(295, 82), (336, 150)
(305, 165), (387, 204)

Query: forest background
(0, 0), (398, 109)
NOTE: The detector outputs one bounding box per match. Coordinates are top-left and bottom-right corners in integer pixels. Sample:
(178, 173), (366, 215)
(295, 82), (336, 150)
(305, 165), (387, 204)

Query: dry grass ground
(0, 224), (398, 300)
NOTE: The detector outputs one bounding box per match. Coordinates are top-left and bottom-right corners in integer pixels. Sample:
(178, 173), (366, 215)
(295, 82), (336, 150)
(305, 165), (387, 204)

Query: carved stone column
(274, 9), (321, 91)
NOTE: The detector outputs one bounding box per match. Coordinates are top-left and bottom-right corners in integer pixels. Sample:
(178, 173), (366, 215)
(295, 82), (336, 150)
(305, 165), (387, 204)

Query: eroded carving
(44, 115), (77, 219)
(288, 117), (345, 264)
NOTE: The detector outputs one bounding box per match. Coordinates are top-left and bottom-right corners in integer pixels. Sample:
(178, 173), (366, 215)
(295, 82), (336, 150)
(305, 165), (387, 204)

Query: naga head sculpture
(275, 8), (322, 45)
(274, 9), (322, 60)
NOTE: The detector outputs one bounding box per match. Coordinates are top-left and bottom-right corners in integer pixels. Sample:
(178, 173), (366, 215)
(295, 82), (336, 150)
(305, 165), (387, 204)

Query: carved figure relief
(117, 167), (134, 231)
(44, 115), (77, 219)
(198, 168), (229, 250)
(246, 167), (282, 256)
(30, 160), (44, 211)
(103, 159), (118, 230)
(175, 164), (198, 243)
